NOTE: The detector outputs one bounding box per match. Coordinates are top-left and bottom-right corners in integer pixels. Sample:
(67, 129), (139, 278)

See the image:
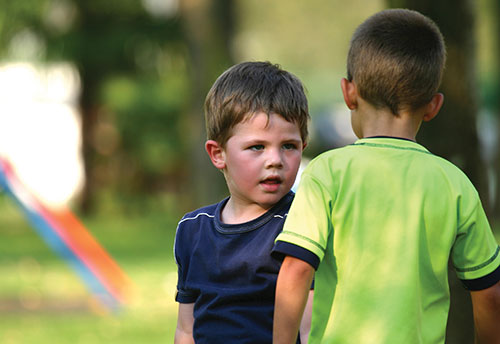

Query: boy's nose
(265, 149), (283, 168)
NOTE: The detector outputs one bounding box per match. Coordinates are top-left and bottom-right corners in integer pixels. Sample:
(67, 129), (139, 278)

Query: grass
(1, 194), (499, 344)
(0, 195), (180, 344)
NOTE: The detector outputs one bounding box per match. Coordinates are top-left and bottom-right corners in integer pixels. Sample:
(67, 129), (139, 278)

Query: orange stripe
(49, 208), (134, 303)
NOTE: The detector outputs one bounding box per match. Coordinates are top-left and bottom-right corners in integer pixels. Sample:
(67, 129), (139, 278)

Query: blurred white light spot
(8, 29), (46, 60)
(142, 0), (178, 18)
(0, 63), (83, 208)
(44, 0), (78, 34)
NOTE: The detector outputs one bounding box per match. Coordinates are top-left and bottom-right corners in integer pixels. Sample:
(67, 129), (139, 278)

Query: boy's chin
(255, 190), (289, 206)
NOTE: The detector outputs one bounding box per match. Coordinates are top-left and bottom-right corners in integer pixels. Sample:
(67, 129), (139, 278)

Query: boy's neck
(360, 122), (418, 141)
(354, 99), (423, 141)
(220, 197), (271, 224)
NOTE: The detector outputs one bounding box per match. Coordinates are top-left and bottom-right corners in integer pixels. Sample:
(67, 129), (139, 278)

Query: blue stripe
(0, 167), (119, 309)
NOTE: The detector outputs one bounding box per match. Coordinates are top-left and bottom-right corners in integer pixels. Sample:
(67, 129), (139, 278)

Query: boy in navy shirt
(174, 61), (312, 343)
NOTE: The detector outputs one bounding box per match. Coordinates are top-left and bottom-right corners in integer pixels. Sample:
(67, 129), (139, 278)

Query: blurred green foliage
(0, 0), (191, 213)
(236, 0), (384, 114)
(1, 0), (500, 214)
(98, 61), (190, 191)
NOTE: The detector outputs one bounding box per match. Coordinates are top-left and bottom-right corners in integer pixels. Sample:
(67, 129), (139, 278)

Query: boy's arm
(471, 280), (500, 344)
(174, 303), (195, 344)
(273, 256), (315, 344)
(299, 290), (314, 344)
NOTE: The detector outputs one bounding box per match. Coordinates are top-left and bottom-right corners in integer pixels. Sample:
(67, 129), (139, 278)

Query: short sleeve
(174, 223), (199, 303)
(274, 171), (333, 264)
(451, 200), (500, 290)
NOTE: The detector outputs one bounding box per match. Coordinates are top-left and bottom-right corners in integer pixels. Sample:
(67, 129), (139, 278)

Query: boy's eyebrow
(282, 138), (303, 143)
(242, 137), (303, 145)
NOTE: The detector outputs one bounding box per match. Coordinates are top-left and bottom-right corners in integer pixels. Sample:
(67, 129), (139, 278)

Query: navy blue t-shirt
(174, 192), (299, 343)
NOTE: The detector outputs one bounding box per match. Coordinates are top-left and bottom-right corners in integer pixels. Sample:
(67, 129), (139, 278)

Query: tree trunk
(492, 0), (500, 220)
(75, 3), (101, 215)
(179, 0), (235, 208)
(386, 1), (480, 342)
(78, 72), (100, 214)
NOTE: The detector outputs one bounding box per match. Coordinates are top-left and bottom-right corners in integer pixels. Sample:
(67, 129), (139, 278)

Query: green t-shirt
(275, 137), (500, 344)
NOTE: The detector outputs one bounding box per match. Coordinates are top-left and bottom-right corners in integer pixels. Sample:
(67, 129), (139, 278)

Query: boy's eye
(249, 145), (264, 151)
(283, 143), (297, 150)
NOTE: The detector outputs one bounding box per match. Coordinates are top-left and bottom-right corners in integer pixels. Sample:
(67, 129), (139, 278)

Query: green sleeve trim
(280, 230), (325, 253)
(455, 246), (500, 272)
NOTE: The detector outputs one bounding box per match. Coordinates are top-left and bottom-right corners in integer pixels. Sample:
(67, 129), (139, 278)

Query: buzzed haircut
(204, 61), (309, 146)
(347, 9), (446, 115)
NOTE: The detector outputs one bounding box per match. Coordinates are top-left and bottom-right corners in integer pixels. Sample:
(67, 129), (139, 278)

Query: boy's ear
(422, 93), (444, 122)
(205, 140), (226, 169)
(341, 78), (358, 110)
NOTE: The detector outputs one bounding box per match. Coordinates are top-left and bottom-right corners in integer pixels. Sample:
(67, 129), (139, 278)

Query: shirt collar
(353, 136), (430, 154)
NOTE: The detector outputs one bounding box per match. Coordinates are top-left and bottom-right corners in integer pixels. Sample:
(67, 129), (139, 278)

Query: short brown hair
(347, 9), (446, 115)
(204, 61), (309, 146)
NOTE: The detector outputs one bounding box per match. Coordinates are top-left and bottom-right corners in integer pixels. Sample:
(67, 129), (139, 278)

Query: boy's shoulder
(178, 199), (225, 226)
(305, 139), (475, 189)
(174, 200), (224, 250)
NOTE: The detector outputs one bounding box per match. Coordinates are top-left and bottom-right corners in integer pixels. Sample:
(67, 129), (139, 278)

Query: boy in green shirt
(272, 9), (500, 344)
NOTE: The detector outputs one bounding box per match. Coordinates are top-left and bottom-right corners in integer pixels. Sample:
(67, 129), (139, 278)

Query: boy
(272, 9), (500, 344)
(174, 61), (311, 343)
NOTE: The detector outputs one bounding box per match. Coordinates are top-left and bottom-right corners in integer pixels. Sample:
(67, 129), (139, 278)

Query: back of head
(205, 61), (309, 146)
(347, 9), (446, 115)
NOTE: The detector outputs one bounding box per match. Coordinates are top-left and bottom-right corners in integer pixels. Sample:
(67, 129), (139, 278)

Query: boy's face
(221, 112), (304, 212)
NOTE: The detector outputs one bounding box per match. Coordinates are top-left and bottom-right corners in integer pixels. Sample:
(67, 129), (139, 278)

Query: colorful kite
(0, 157), (133, 310)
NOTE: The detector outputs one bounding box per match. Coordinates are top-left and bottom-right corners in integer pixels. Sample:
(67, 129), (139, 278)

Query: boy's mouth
(260, 176), (282, 191)
(261, 176), (282, 185)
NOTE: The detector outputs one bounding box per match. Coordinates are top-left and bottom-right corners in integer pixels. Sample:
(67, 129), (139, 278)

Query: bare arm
(299, 290), (314, 344)
(471, 280), (500, 344)
(273, 256), (315, 344)
(174, 303), (195, 344)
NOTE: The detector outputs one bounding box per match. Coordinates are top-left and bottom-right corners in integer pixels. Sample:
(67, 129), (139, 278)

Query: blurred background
(0, 0), (499, 343)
